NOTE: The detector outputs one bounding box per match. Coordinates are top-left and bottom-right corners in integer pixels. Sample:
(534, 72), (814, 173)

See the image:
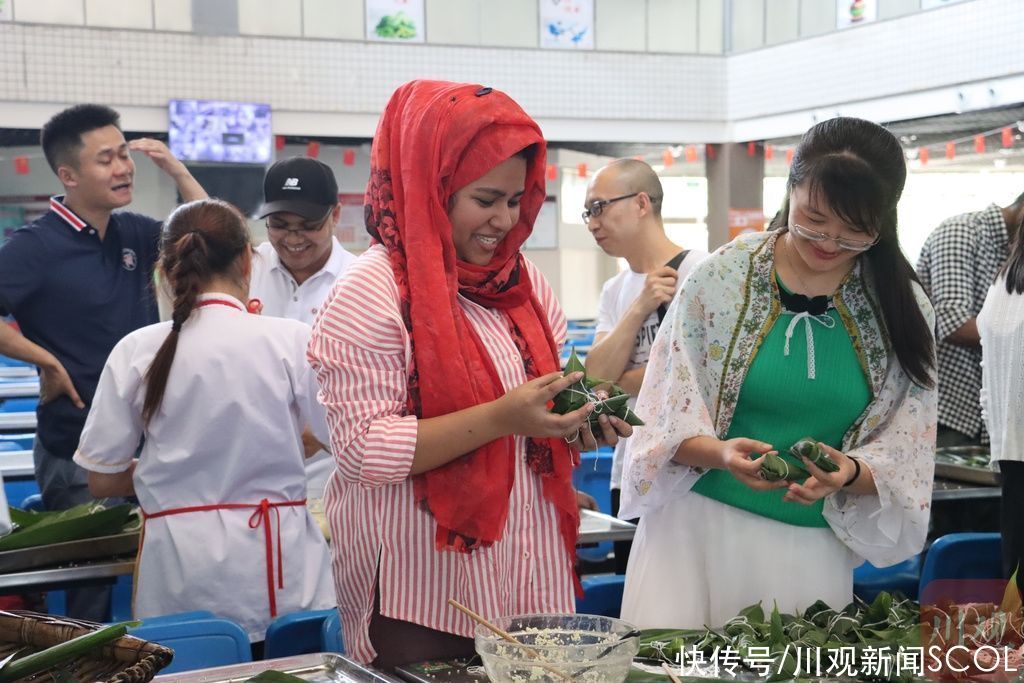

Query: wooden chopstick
(662, 661), (683, 683)
(447, 599), (575, 683)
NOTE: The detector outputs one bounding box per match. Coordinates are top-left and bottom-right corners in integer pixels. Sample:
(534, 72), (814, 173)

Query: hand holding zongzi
(551, 348), (645, 428)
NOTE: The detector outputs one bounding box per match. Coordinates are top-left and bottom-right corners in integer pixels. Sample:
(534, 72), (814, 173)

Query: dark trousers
(368, 585), (475, 673)
(609, 488), (637, 575)
(33, 441), (113, 623)
(1000, 461), (1024, 586)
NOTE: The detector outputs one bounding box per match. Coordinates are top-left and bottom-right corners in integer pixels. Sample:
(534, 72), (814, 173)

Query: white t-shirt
(978, 277), (1024, 465)
(249, 238), (357, 496)
(249, 238), (357, 326)
(595, 250), (707, 490)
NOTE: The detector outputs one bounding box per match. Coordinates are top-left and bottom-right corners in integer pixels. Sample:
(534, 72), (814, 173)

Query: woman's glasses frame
(789, 222), (878, 252)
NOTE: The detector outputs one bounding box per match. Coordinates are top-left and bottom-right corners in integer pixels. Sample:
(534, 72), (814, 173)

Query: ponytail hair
(142, 199), (251, 424)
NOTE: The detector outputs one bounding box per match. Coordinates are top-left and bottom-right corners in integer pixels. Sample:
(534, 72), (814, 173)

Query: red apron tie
(142, 498), (307, 618)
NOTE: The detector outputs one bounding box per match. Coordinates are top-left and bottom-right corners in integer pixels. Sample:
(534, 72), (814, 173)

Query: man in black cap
(250, 156), (356, 500)
(250, 156), (357, 325)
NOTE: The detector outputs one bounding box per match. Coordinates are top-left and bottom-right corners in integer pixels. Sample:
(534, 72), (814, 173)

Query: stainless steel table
(0, 559), (134, 594)
(154, 653), (401, 682)
(933, 477), (1000, 502)
(579, 508), (636, 543)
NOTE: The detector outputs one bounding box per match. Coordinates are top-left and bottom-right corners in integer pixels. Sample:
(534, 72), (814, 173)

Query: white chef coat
(74, 293), (335, 641)
(249, 238), (357, 498)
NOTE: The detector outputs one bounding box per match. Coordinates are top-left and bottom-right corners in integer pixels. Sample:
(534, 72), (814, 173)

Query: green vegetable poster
(366, 0), (424, 43)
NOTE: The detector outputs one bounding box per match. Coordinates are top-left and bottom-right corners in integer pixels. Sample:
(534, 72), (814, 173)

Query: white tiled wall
(238, 0), (303, 37)
(426, 0), (480, 45)
(0, 22), (726, 126)
(85, 0), (153, 29)
(13, 0), (85, 25)
(764, 0), (799, 46)
(728, 0), (1024, 121)
(648, 0), (697, 54)
(595, 0), (646, 52)
(154, 0), (192, 32)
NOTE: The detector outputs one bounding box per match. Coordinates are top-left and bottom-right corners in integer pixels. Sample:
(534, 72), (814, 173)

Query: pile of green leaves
(551, 348), (644, 427)
(374, 11), (417, 39)
(1, 501), (135, 551)
(631, 592), (922, 682)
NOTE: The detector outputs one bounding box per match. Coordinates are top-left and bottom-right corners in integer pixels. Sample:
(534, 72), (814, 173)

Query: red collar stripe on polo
(50, 196), (88, 232)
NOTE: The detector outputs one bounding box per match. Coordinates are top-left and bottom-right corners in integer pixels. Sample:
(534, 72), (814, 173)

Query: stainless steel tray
(154, 653), (401, 682)
(934, 446), (999, 486)
(0, 531), (139, 572)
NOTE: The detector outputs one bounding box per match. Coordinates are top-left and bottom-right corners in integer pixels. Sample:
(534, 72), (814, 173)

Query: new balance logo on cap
(258, 156), (339, 220)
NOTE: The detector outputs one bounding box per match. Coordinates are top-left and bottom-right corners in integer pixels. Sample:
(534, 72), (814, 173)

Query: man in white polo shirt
(251, 156), (357, 497)
(251, 156), (357, 324)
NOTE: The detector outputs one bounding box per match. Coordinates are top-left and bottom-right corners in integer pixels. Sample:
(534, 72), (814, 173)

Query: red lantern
(342, 149), (356, 166)
(919, 148), (929, 165)
(306, 141), (320, 159)
(785, 149), (794, 165)
(577, 163), (587, 178)
(945, 142), (955, 160)
(546, 164), (557, 181)
(1002, 127), (1014, 148)
(764, 144), (774, 161)
(13, 156), (29, 175)
(275, 135), (286, 151)
(747, 142), (756, 157)
(684, 145), (697, 163)
(974, 134), (986, 154)
(662, 150), (674, 167)
(706, 144), (716, 161)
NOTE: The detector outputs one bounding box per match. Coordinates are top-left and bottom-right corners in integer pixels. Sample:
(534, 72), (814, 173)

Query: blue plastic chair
(320, 610), (344, 654)
(19, 493), (44, 512)
(128, 614), (251, 673)
(853, 555), (922, 602)
(0, 397), (37, 412)
(919, 532), (1003, 599)
(264, 608), (336, 658)
(0, 433), (34, 450)
(577, 574), (625, 618)
(573, 449), (614, 563)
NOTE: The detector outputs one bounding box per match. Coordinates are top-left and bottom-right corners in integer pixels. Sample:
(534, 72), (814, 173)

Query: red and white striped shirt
(308, 246), (572, 664)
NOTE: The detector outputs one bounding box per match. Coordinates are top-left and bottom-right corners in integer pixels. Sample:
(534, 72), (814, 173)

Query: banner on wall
(523, 198), (558, 250)
(335, 193), (373, 251)
(0, 0), (11, 21)
(539, 0), (594, 50)
(728, 209), (765, 240)
(366, 0), (425, 43)
(836, 0), (877, 29)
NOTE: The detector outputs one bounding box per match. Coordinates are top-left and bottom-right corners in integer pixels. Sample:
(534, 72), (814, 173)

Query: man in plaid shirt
(917, 192), (1024, 446)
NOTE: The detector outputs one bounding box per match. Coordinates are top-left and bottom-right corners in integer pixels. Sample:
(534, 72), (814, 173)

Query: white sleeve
(73, 339), (145, 474)
(294, 325), (331, 448)
(594, 277), (618, 335)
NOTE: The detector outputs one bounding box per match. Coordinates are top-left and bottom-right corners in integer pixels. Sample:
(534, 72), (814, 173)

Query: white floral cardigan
(619, 230), (937, 568)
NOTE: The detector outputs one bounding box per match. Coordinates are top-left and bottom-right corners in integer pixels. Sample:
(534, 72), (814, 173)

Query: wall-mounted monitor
(168, 99), (272, 164)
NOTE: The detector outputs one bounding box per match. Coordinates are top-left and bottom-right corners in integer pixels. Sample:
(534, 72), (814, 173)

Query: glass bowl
(474, 613), (640, 683)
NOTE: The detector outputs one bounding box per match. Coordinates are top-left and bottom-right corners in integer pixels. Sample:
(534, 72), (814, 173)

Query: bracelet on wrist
(843, 457), (861, 488)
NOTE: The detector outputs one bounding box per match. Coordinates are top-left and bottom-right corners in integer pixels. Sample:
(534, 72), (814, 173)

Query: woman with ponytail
(74, 198), (334, 643)
(619, 117), (938, 629)
(307, 80), (631, 669)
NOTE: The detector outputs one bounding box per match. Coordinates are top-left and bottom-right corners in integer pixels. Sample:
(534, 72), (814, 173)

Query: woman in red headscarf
(307, 80), (631, 669)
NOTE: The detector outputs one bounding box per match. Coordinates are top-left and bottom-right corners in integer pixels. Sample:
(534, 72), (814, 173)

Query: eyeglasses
(266, 211), (332, 236)
(581, 193), (639, 225)
(789, 222), (878, 252)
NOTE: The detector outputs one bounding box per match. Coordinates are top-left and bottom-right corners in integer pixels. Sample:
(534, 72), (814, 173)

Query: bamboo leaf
(0, 621), (139, 683)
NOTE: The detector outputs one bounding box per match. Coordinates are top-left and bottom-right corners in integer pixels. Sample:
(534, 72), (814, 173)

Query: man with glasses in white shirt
(251, 157), (357, 498)
(251, 157), (357, 324)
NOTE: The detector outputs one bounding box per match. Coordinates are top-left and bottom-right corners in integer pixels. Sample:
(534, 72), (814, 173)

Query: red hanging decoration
(546, 164), (557, 181)
(306, 141), (320, 159)
(577, 163), (587, 178)
(919, 147), (930, 166)
(785, 148), (794, 165)
(684, 145), (697, 163)
(662, 150), (674, 167)
(974, 134), (986, 154)
(13, 156), (29, 175)
(342, 149), (356, 166)
(945, 142), (955, 160)
(706, 144), (716, 161)
(764, 144), (774, 161)
(274, 135), (286, 151)
(1002, 127), (1014, 148)
(747, 142), (756, 157)
(632, 155), (644, 161)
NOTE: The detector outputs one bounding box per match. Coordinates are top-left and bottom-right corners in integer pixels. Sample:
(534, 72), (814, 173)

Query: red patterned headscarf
(365, 80), (580, 576)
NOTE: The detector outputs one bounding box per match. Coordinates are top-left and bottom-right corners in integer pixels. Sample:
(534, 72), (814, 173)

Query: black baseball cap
(257, 156), (339, 219)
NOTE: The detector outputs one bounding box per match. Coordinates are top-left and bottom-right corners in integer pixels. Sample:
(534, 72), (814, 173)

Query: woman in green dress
(619, 117), (937, 628)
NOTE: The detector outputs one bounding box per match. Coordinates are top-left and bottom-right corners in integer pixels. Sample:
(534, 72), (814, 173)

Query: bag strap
(656, 250), (689, 325)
